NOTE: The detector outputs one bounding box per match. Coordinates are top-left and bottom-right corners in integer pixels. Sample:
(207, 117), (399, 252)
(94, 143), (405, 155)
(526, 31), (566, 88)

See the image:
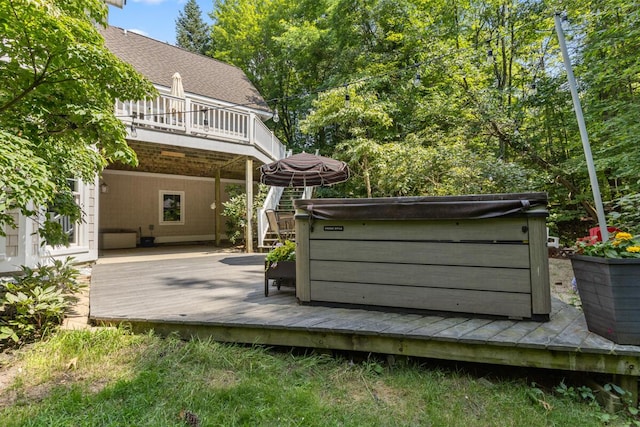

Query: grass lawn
(0, 328), (625, 426)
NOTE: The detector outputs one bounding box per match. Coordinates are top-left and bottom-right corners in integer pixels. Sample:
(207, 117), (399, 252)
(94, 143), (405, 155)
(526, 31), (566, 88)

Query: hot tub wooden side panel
(308, 218), (530, 242)
(295, 213), (550, 319)
(527, 216), (551, 315)
(308, 281), (533, 319)
(310, 260), (532, 293)
(310, 240), (531, 268)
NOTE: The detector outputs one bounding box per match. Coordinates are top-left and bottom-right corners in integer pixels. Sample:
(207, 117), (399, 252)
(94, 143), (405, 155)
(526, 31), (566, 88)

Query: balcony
(115, 91), (286, 162)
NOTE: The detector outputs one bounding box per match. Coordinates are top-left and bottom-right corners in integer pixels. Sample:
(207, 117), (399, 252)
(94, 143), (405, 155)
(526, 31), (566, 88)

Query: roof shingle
(101, 26), (270, 114)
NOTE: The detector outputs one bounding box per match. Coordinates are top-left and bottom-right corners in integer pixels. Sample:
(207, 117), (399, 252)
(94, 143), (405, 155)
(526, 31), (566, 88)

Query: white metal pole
(554, 13), (609, 241)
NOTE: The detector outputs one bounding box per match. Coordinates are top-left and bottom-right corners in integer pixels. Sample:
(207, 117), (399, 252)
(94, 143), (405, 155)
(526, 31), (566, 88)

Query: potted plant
(264, 240), (296, 296)
(572, 231), (640, 344)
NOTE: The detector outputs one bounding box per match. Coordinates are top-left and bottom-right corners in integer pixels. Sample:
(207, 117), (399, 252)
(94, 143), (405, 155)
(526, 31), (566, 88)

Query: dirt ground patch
(548, 256), (580, 307)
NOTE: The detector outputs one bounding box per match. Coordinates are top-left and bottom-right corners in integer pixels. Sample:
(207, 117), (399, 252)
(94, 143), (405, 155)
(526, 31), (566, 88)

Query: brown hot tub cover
(294, 192), (548, 220)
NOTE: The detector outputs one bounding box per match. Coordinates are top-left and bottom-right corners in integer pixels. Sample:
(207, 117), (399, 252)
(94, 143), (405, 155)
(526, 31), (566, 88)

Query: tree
(576, 1), (640, 197)
(301, 84), (393, 197)
(0, 0), (156, 245)
(210, 0), (336, 148)
(176, 0), (210, 55)
(209, 0), (640, 240)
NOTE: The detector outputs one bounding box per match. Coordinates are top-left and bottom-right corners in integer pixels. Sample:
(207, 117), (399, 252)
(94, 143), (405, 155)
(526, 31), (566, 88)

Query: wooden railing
(115, 92), (285, 161)
(258, 186), (285, 248)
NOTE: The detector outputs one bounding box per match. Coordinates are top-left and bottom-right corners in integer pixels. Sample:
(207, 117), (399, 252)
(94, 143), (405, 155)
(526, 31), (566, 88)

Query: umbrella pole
(555, 13), (609, 241)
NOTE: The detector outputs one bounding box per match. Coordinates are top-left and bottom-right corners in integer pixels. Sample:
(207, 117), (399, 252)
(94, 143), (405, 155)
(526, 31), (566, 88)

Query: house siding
(88, 185), (97, 251)
(43, 180), (99, 264)
(0, 211), (27, 273)
(100, 171), (239, 245)
(0, 181), (99, 274)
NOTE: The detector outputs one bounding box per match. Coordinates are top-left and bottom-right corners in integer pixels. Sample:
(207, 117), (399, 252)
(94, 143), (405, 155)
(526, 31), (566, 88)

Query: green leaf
(0, 0), (155, 246)
(0, 326), (19, 343)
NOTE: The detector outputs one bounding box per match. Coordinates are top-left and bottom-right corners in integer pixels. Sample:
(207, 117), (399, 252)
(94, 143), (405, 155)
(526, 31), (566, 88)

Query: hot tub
(294, 193), (550, 320)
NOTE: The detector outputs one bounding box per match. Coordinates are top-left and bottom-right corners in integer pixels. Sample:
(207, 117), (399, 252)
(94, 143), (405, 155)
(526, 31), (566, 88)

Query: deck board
(90, 252), (640, 380)
(435, 318), (495, 341)
(461, 320), (517, 344)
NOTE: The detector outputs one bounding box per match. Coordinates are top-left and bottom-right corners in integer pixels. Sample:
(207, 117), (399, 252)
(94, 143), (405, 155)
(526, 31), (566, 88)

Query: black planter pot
(140, 236), (155, 247)
(264, 260), (296, 297)
(571, 254), (640, 345)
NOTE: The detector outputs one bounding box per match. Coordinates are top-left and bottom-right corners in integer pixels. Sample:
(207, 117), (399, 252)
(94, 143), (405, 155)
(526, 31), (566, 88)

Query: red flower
(576, 236), (598, 246)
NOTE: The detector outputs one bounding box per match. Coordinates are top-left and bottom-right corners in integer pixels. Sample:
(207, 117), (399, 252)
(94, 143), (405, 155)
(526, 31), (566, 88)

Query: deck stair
(277, 187), (304, 212)
(262, 187), (304, 248)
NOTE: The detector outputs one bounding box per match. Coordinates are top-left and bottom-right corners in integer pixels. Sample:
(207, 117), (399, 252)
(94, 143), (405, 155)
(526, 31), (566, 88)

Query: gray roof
(101, 26), (271, 114)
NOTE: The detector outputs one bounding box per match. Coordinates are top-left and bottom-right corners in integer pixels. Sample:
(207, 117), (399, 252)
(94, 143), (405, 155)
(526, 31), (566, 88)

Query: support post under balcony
(245, 157), (253, 253)
(215, 169), (222, 246)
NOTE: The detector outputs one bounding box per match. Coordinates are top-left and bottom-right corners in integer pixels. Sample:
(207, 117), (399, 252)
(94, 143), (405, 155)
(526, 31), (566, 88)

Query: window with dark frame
(159, 191), (184, 225)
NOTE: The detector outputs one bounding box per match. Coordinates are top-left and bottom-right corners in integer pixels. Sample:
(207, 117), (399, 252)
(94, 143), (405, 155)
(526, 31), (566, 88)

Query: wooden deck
(90, 250), (640, 394)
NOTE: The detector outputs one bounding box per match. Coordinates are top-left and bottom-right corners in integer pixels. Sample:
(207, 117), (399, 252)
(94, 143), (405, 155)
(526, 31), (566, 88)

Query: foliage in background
(0, 258), (84, 349)
(209, 0), (334, 148)
(202, 0), (640, 241)
(607, 194), (640, 236)
(0, 329), (621, 426)
(175, 0), (210, 55)
(0, 0), (156, 246)
(222, 184), (268, 245)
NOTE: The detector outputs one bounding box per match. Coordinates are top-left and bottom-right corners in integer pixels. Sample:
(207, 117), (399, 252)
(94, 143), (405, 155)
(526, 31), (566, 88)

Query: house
(99, 26), (285, 251)
(0, 25), (286, 273)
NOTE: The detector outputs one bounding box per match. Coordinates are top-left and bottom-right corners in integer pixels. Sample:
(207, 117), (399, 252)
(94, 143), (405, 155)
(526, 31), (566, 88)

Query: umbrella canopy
(170, 72), (185, 117)
(260, 152), (350, 187)
(171, 72), (185, 98)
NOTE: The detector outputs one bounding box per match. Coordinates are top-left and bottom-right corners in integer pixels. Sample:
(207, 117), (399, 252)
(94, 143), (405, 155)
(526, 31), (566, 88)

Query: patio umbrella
(260, 152), (350, 187)
(171, 72), (185, 98)
(170, 72), (185, 122)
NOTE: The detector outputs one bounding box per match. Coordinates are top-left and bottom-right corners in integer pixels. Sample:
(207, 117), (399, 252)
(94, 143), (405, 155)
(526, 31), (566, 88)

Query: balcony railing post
(249, 112), (256, 146)
(185, 98), (192, 134)
(115, 93), (286, 159)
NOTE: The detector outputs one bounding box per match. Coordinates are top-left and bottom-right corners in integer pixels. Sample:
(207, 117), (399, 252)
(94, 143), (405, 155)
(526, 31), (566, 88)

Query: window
(47, 179), (80, 246)
(0, 226), (5, 261)
(159, 191), (184, 225)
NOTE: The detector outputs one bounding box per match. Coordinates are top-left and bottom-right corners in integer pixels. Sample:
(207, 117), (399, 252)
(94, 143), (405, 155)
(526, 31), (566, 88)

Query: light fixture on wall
(272, 107), (279, 123)
(100, 181), (109, 193)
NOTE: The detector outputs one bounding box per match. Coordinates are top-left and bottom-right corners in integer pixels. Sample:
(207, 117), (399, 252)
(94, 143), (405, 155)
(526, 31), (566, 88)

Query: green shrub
(222, 184), (268, 245)
(265, 240), (296, 268)
(0, 257), (84, 349)
(608, 193), (640, 235)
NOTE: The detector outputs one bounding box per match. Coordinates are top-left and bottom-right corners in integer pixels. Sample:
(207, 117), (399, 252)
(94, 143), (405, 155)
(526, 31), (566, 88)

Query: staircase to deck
(262, 187), (304, 248)
(276, 187), (304, 213)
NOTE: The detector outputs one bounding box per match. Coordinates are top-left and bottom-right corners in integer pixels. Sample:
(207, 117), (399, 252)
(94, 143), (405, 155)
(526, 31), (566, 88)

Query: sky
(108, 0), (213, 45)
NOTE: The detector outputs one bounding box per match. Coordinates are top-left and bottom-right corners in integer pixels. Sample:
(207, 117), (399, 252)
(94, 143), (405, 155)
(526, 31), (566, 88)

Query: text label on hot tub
(323, 225), (344, 231)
